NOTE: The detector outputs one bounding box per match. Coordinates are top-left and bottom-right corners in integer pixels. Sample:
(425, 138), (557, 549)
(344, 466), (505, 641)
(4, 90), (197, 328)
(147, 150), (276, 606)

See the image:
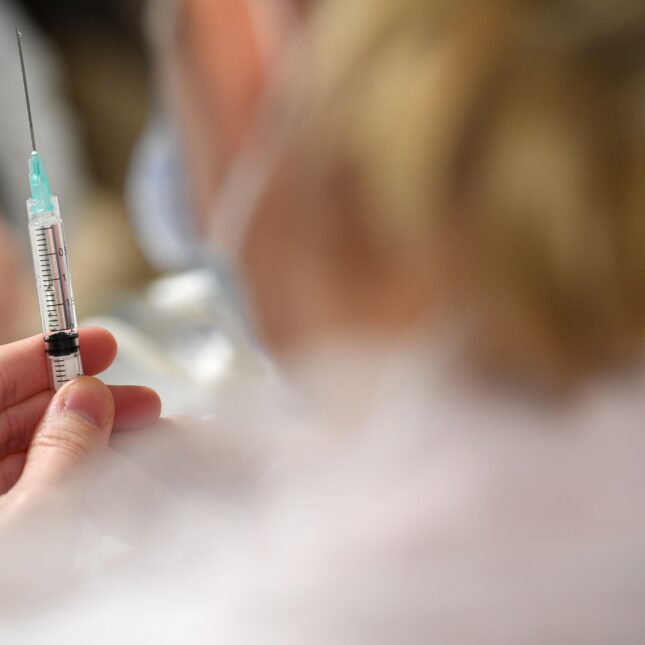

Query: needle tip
(15, 28), (37, 152)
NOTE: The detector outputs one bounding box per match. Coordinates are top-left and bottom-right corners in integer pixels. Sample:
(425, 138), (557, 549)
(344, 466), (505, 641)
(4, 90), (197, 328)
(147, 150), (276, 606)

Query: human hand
(0, 328), (161, 505)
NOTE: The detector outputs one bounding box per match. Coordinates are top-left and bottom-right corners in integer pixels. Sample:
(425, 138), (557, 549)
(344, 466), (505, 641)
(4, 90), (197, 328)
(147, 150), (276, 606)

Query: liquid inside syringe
(29, 202), (82, 389)
(18, 29), (83, 390)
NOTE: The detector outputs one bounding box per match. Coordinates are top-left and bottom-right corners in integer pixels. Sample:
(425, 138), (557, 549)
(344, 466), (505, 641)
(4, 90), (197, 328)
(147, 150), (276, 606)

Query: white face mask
(127, 109), (198, 272)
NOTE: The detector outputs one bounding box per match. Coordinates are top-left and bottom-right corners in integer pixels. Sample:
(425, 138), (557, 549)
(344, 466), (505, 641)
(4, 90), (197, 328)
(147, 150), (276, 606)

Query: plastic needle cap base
(29, 151), (54, 214)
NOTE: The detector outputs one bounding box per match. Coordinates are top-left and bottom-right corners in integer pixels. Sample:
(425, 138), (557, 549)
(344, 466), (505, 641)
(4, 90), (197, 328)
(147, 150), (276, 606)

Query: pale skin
(0, 328), (161, 522)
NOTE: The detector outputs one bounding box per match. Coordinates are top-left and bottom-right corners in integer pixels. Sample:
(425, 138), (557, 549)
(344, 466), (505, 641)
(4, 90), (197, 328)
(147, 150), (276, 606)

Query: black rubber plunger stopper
(45, 331), (80, 357)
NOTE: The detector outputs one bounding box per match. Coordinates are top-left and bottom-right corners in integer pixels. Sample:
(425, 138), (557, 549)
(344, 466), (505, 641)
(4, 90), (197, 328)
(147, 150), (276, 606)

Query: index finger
(0, 327), (118, 409)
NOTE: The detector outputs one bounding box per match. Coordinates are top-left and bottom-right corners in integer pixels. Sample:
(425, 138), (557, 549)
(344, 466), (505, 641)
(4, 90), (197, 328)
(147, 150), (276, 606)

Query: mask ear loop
(201, 3), (309, 264)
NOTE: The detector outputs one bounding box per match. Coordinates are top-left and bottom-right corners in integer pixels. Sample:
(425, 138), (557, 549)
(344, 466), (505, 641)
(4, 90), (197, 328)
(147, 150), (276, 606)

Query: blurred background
(2, 3), (645, 639)
(3, 0), (155, 337)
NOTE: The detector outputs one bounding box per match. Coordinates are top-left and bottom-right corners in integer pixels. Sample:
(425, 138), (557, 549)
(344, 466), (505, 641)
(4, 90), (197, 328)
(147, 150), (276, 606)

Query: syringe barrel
(28, 196), (83, 390)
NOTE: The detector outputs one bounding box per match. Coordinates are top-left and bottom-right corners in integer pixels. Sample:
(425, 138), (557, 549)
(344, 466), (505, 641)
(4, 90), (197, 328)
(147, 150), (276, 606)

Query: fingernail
(61, 378), (113, 428)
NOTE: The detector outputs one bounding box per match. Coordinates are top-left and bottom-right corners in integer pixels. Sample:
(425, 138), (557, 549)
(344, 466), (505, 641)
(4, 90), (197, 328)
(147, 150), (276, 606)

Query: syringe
(17, 30), (83, 391)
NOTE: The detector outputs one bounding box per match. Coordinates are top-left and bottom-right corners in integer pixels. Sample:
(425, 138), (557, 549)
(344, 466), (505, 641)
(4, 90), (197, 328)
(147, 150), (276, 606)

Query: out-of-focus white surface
(84, 270), (274, 417)
(1, 334), (645, 643)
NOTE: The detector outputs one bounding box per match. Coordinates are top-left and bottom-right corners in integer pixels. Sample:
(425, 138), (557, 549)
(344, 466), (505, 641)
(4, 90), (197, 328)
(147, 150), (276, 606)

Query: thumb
(19, 377), (115, 491)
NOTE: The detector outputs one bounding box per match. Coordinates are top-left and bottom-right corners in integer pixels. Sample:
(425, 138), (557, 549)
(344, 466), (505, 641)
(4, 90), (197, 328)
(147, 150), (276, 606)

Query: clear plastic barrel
(28, 197), (83, 390)
(47, 352), (83, 391)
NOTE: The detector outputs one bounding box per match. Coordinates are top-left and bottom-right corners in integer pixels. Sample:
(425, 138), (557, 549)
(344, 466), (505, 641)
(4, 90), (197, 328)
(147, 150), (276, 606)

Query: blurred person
(1, 0), (645, 643)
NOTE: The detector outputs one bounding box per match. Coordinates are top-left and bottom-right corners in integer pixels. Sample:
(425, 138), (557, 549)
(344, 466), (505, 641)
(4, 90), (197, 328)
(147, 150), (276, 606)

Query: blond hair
(294, 0), (645, 377)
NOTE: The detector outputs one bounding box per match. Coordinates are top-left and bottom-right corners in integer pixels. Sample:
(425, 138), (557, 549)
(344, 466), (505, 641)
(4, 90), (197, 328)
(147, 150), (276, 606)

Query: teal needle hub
(29, 151), (54, 214)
